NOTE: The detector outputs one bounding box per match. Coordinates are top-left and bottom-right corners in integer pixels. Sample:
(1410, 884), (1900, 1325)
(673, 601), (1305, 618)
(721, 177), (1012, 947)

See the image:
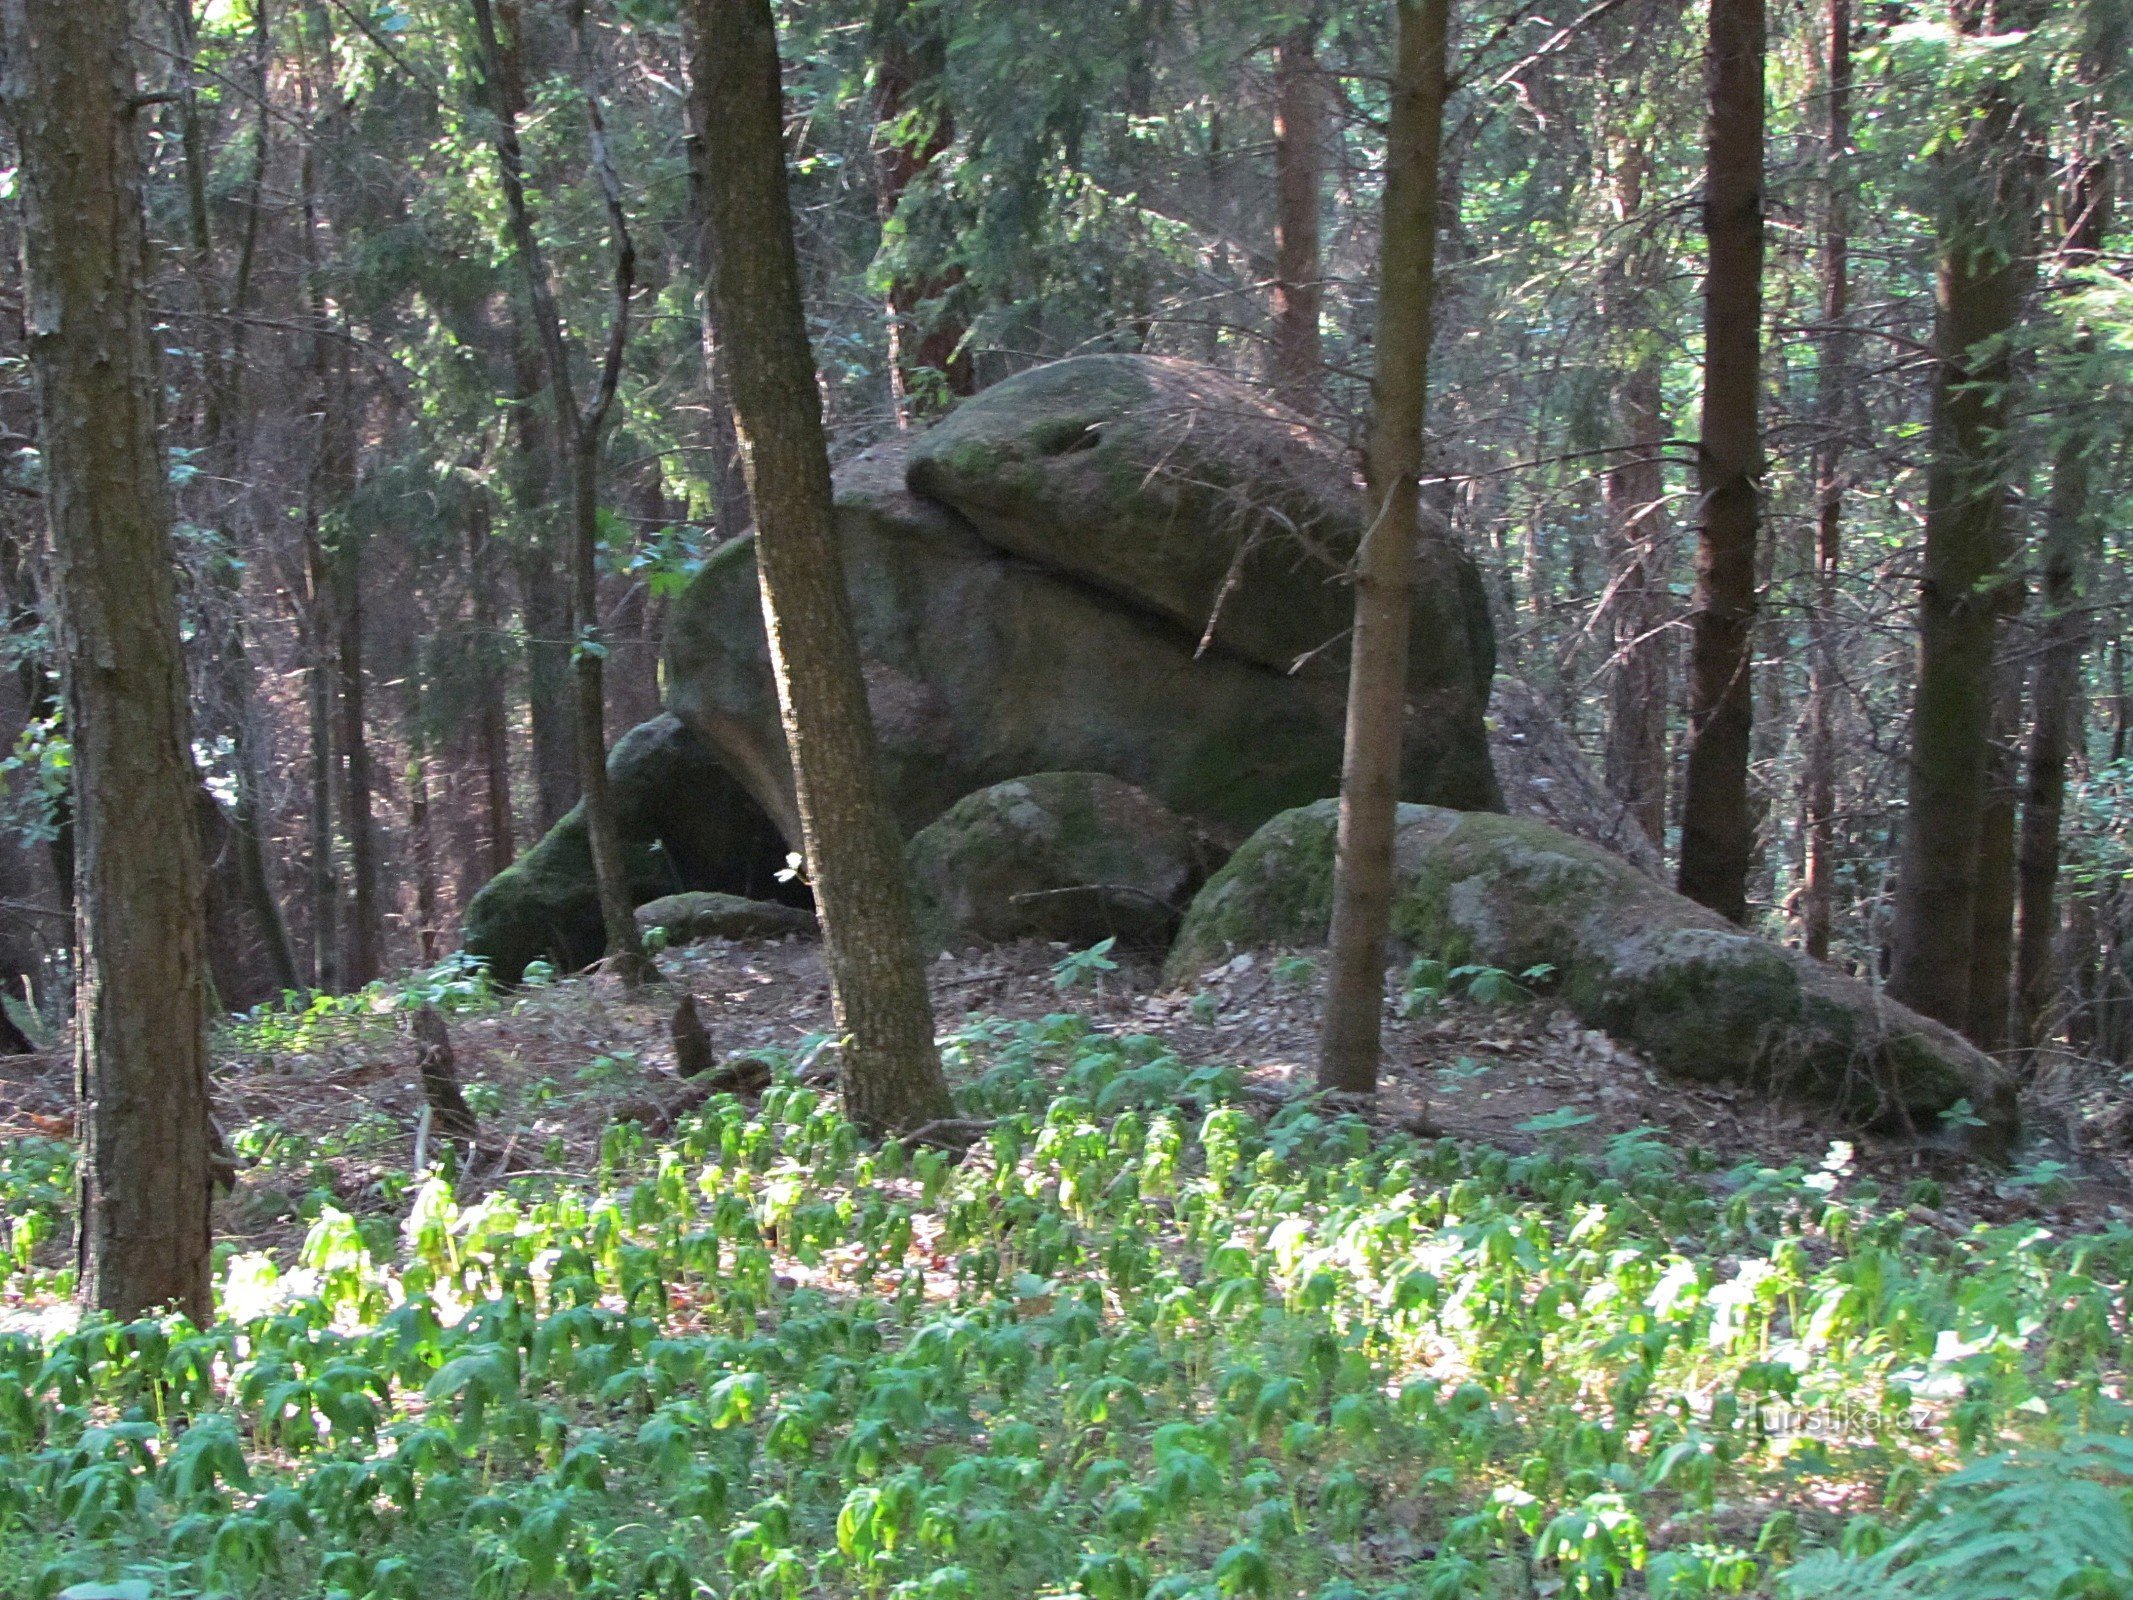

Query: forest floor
(3, 933), (2130, 1599)
(3, 926), (2123, 1302)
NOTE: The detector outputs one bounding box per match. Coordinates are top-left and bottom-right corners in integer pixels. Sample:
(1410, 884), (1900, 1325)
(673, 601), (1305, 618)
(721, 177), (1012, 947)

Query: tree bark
(303, 524), (339, 992)
(682, 47), (751, 538)
(694, 0), (955, 1134)
(1270, 15), (1327, 415)
(509, 340), (580, 835)
(471, 0), (652, 985)
(1676, 0), (1765, 923)
(333, 520), (382, 987)
(1886, 0), (2040, 1030)
(2016, 73), (2116, 1049)
(1317, 0), (1449, 1096)
(1596, 100), (1672, 851)
(467, 498), (517, 876)
(1966, 660), (2021, 1050)
(869, 0), (972, 421)
(2, 0), (214, 1320)
(1801, 0), (1851, 962)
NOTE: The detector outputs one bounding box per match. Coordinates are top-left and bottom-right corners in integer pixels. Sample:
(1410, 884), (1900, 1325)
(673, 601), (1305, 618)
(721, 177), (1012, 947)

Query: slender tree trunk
(1318, 0), (1449, 1096)
(1598, 123), (1672, 850)
(1801, 0), (1852, 962)
(471, 0), (652, 984)
(1270, 15), (1326, 414)
(410, 739), (442, 965)
(682, 50), (752, 537)
(467, 500), (517, 876)
(334, 522), (381, 987)
(1676, 0), (1765, 923)
(304, 532), (339, 992)
(1967, 660), (2021, 1048)
(210, 560), (302, 993)
(2016, 92), (2116, 1048)
(507, 339), (580, 835)
(1886, 4), (2039, 1029)
(695, 0), (955, 1133)
(3, 0), (213, 1320)
(869, 0), (972, 421)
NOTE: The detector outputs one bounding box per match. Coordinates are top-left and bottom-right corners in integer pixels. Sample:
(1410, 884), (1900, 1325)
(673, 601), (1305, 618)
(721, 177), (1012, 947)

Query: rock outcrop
(1168, 801), (2018, 1151)
(469, 355), (1502, 981)
(906, 772), (1222, 951)
(665, 355), (1501, 850)
(462, 715), (802, 985)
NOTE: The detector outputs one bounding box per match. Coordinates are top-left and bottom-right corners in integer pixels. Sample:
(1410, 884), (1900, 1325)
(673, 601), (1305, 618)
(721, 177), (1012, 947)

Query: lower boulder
(461, 715), (802, 984)
(1167, 801), (2017, 1151)
(907, 772), (1222, 951)
(637, 891), (815, 947)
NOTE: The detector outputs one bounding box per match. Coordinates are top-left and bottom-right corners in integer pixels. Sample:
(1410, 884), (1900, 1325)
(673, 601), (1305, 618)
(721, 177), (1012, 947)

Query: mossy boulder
(461, 715), (801, 984)
(636, 891), (814, 946)
(906, 772), (1223, 951)
(906, 356), (1496, 780)
(666, 418), (1499, 851)
(1168, 801), (2018, 1150)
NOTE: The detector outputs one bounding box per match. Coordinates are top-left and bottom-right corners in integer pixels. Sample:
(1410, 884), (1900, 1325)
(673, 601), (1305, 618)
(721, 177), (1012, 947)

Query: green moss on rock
(635, 892), (814, 947)
(906, 772), (1224, 952)
(460, 714), (801, 985)
(1168, 800), (2017, 1150)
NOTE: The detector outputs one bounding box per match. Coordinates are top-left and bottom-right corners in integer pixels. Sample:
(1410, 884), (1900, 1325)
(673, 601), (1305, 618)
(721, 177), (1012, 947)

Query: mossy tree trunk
(3, 0), (215, 1319)
(471, 0), (653, 986)
(1887, 0), (2040, 1031)
(1676, 0), (1765, 924)
(1317, 0), (1449, 1096)
(695, 0), (956, 1134)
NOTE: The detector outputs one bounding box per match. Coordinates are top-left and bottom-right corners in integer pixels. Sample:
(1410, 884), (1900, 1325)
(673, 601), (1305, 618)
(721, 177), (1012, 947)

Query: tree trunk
(210, 559), (302, 995)
(3, 0), (214, 1320)
(333, 522), (382, 987)
(1317, 0), (1449, 1096)
(869, 0), (972, 420)
(1676, 0), (1765, 923)
(517, 545), (579, 835)
(470, 0), (652, 985)
(303, 519), (340, 992)
(1966, 660), (2021, 1050)
(467, 499), (517, 876)
(1598, 118), (1672, 850)
(409, 738), (442, 966)
(1801, 0), (1852, 962)
(2016, 95), (2116, 1048)
(682, 46), (752, 537)
(1270, 15), (1326, 414)
(695, 0), (955, 1134)
(1886, 4), (2039, 1030)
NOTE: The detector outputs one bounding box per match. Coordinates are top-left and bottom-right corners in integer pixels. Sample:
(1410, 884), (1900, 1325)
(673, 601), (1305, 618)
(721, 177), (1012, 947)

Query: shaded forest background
(0, 0), (2127, 1061)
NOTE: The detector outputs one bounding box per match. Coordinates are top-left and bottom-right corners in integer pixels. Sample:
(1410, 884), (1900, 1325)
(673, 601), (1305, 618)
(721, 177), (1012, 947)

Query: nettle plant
(0, 1010), (2128, 1600)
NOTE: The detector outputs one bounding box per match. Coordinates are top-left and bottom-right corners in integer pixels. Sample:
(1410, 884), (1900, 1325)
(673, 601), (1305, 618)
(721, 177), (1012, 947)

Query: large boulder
(461, 715), (801, 985)
(1168, 801), (2018, 1151)
(907, 772), (1223, 951)
(667, 362), (1500, 850)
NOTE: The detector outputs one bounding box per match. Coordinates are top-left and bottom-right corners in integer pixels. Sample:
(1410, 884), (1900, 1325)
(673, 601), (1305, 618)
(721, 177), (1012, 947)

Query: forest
(3, 0), (2133, 1593)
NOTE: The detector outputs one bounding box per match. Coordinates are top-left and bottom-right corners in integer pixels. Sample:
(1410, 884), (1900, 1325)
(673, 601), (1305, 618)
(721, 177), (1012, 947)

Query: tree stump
(409, 1004), (480, 1146)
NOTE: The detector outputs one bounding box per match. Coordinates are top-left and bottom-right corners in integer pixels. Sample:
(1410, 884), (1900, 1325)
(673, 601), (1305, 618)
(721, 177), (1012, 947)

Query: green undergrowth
(3, 1011), (2131, 1600)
